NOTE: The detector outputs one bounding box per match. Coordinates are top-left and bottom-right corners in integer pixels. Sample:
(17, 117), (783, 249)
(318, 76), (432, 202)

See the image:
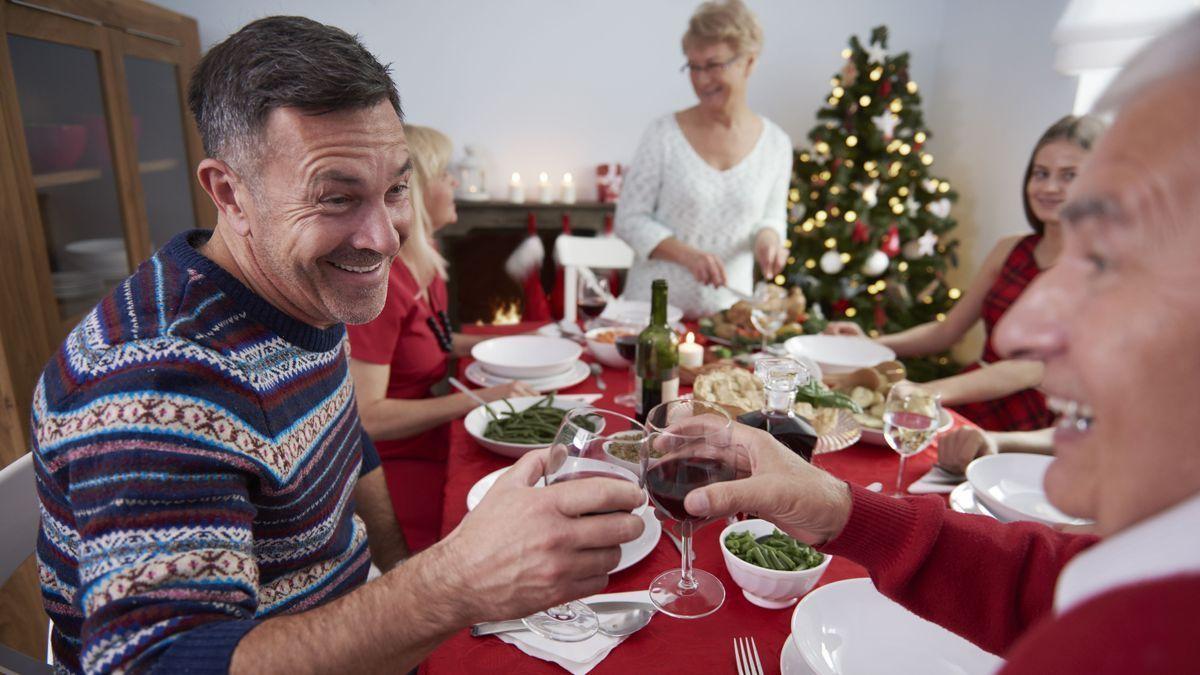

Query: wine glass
(642, 400), (735, 618)
(613, 331), (640, 407)
(577, 276), (610, 330)
(882, 384), (942, 497)
(749, 281), (788, 353)
(521, 407), (648, 641)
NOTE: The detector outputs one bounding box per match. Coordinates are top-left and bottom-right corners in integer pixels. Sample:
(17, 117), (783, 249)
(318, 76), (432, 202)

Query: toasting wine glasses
(882, 384), (942, 496)
(641, 400), (735, 618)
(521, 406), (648, 641)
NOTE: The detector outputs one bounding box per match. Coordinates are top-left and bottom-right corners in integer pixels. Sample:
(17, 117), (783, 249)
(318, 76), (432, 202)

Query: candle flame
(538, 171), (549, 183)
(562, 172), (573, 184)
(685, 331), (695, 344)
(510, 172), (521, 183)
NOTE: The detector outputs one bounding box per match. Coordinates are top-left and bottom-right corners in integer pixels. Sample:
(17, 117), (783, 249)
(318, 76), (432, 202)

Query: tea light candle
(679, 332), (703, 368)
(538, 172), (554, 203)
(560, 172), (576, 204)
(508, 172), (525, 203)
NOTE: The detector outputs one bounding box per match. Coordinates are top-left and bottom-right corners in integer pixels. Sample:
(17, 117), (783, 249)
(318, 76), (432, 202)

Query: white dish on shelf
(464, 360), (590, 393)
(967, 453), (1093, 527)
(465, 465), (659, 574)
(790, 578), (1004, 675)
(471, 335), (582, 379)
(783, 335), (895, 374)
(63, 238), (128, 280)
(462, 396), (600, 459)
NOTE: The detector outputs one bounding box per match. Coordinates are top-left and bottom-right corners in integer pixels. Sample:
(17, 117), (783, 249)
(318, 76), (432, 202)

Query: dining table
(419, 321), (972, 675)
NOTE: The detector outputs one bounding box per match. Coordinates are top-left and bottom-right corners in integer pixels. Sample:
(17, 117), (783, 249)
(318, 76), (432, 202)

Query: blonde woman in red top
(348, 125), (532, 552)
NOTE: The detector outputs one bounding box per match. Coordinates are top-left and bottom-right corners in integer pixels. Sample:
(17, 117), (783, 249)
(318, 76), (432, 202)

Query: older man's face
(243, 101), (411, 326)
(995, 70), (1200, 535)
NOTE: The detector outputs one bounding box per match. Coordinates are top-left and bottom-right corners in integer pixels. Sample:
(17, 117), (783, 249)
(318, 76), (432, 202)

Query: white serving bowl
(471, 335), (582, 380)
(790, 578), (1004, 675)
(783, 335), (895, 374)
(463, 396), (596, 458)
(585, 325), (639, 369)
(720, 519), (832, 609)
(966, 453), (1092, 527)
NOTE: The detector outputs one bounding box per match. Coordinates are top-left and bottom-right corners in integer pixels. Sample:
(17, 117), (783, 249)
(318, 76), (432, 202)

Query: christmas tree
(783, 26), (962, 380)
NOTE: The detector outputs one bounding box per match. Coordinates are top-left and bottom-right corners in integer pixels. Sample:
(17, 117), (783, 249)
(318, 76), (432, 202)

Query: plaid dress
(952, 235), (1055, 431)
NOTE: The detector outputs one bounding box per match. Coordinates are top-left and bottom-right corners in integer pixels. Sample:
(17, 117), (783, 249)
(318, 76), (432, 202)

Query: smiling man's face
(241, 101), (412, 326)
(994, 68), (1200, 535)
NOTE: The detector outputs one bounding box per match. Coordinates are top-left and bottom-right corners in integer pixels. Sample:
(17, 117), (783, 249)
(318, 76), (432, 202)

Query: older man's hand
(679, 420), (853, 547)
(440, 449), (645, 623)
(936, 426), (997, 475)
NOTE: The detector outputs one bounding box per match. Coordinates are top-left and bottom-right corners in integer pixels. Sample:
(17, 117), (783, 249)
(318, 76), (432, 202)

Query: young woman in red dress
(830, 115), (1106, 432)
(347, 126), (533, 552)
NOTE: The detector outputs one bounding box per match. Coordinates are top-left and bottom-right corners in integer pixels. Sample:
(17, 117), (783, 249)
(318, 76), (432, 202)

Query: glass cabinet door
(123, 55), (196, 250)
(8, 34), (129, 321)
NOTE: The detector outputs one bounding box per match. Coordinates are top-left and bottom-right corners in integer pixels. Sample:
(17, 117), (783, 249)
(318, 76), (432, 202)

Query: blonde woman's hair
(682, 0), (763, 55)
(399, 124), (451, 289)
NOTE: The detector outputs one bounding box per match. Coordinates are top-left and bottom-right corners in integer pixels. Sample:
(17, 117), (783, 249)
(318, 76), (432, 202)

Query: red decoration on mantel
(882, 224), (901, 257)
(505, 212), (550, 322)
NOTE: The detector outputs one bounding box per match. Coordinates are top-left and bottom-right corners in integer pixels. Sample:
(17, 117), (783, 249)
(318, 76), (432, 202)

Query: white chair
(553, 234), (634, 326)
(0, 452), (53, 674)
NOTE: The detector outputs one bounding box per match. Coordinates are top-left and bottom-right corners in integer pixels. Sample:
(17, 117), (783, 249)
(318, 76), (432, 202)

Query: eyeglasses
(680, 54), (741, 76)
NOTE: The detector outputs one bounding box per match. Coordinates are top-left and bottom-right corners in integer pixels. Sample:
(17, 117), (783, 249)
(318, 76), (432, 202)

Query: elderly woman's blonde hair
(682, 0), (763, 55)
(399, 124), (451, 289)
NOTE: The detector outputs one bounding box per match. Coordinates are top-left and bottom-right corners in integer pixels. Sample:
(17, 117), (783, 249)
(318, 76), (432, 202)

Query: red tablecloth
(421, 323), (967, 674)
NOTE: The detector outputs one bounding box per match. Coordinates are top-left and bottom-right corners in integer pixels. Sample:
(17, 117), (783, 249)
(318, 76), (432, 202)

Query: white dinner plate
(966, 453), (1093, 527)
(783, 335), (896, 374)
(471, 335), (582, 379)
(790, 578), (1005, 675)
(465, 466), (660, 574)
(780, 635), (818, 675)
(463, 396), (600, 459)
(859, 408), (954, 446)
(464, 360), (591, 393)
(601, 298), (684, 326)
(949, 481), (1001, 520)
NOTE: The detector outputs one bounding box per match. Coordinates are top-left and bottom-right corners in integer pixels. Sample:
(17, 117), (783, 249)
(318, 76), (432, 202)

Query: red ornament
(882, 224), (901, 257)
(914, 141), (924, 151)
(832, 299), (851, 315)
(880, 79), (892, 98)
(852, 220), (870, 244)
(874, 303), (888, 329)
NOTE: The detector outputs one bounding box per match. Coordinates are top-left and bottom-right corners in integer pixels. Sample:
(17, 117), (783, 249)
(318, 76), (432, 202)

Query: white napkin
(908, 465), (966, 494)
(497, 590), (654, 674)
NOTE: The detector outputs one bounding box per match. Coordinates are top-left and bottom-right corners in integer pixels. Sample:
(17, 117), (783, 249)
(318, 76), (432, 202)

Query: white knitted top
(614, 114), (792, 318)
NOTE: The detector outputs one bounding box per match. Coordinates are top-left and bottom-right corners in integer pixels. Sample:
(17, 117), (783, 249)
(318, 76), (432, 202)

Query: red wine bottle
(737, 358), (818, 462)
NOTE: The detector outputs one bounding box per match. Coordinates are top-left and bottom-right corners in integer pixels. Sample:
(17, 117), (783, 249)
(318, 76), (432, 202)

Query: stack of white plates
(52, 271), (104, 300)
(964, 453), (1093, 527)
(789, 578), (1005, 674)
(64, 238), (128, 282)
(467, 335), (588, 392)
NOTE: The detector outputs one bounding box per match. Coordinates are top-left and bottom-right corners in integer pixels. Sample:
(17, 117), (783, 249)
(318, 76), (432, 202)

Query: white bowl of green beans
(720, 519), (832, 609)
(464, 395), (601, 458)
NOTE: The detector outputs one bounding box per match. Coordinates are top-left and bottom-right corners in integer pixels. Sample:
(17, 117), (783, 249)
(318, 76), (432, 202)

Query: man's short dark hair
(187, 15), (402, 167)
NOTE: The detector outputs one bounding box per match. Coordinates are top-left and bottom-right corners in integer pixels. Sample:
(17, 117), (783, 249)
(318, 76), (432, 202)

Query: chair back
(0, 453), (40, 584)
(553, 235), (634, 324)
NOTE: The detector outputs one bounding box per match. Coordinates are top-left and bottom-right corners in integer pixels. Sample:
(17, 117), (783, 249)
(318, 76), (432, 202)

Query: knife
(470, 601), (656, 637)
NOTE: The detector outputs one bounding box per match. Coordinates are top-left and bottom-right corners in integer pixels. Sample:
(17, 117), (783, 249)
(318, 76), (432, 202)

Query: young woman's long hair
(398, 124), (452, 290)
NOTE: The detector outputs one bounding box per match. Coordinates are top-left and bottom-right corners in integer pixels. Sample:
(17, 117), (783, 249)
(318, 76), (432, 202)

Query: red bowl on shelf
(24, 124), (87, 173)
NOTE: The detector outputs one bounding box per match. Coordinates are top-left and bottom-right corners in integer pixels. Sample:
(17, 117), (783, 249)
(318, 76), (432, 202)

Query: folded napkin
(497, 590), (654, 674)
(908, 465), (967, 494)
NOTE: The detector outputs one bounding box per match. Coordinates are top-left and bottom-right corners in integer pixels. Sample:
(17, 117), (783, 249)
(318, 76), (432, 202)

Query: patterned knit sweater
(33, 231), (379, 674)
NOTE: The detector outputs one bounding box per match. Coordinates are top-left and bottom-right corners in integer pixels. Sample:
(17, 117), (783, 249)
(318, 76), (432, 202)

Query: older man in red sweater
(683, 16), (1200, 673)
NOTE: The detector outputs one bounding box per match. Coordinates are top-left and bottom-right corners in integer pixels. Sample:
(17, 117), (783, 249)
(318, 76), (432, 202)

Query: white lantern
(456, 145), (489, 201)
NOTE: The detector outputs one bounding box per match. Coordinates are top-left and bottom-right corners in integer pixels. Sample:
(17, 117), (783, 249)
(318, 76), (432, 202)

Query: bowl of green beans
(464, 394), (602, 458)
(720, 519), (832, 609)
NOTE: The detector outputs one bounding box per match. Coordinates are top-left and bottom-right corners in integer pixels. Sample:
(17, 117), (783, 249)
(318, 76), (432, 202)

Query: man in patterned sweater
(32, 16), (644, 674)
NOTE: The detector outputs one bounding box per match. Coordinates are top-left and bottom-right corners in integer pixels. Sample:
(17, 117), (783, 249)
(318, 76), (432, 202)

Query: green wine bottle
(635, 279), (680, 423)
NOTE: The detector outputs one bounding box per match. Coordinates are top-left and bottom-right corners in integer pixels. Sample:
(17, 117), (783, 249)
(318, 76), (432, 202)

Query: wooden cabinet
(0, 0), (209, 658)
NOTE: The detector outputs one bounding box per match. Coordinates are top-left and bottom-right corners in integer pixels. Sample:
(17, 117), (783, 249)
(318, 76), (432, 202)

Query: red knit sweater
(820, 485), (1200, 672)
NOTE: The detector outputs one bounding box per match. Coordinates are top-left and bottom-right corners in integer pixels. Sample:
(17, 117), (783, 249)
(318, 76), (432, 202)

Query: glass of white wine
(749, 281), (788, 353)
(882, 384), (942, 497)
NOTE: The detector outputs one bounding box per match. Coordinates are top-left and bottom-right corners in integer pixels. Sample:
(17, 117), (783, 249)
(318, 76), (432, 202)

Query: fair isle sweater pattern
(32, 231), (371, 674)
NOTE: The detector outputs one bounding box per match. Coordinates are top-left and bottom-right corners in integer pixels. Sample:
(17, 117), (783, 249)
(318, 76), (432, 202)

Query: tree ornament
(880, 79), (893, 98)
(862, 180), (880, 207)
(861, 249), (890, 276)
(852, 220), (870, 243)
(841, 60), (858, 86)
(927, 198), (952, 219)
(865, 42), (888, 64)
(820, 250), (845, 275)
(882, 224), (901, 257)
(872, 111), (900, 140)
(832, 299), (851, 315)
(922, 178), (939, 193)
(902, 239), (924, 260)
(917, 229), (939, 256)
(875, 303), (888, 329)
(905, 195), (920, 216)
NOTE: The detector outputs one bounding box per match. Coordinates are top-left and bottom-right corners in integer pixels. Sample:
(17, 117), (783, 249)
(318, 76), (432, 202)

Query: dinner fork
(733, 636), (764, 675)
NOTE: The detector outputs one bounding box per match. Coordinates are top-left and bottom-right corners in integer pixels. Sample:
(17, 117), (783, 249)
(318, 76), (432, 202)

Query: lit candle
(679, 331), (703, 369)
(508, 172), (525, 203)
(560, 172), (576, 204)
(538, 171), (554, 203)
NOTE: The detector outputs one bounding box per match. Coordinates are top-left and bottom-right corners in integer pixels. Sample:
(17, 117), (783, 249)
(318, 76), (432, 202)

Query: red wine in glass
(644, 456), (735, 523)
(579, 299), (607, 319)
(737, 410), (818, 462)
(615, 334), (638, 361)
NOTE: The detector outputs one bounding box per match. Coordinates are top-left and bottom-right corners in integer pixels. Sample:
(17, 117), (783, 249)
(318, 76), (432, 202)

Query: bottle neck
(650, 283), (668, 326)
(763, 386), (796, 415)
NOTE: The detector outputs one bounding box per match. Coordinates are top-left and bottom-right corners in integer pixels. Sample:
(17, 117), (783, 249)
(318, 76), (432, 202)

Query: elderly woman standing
(616, 0), (791, 318)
